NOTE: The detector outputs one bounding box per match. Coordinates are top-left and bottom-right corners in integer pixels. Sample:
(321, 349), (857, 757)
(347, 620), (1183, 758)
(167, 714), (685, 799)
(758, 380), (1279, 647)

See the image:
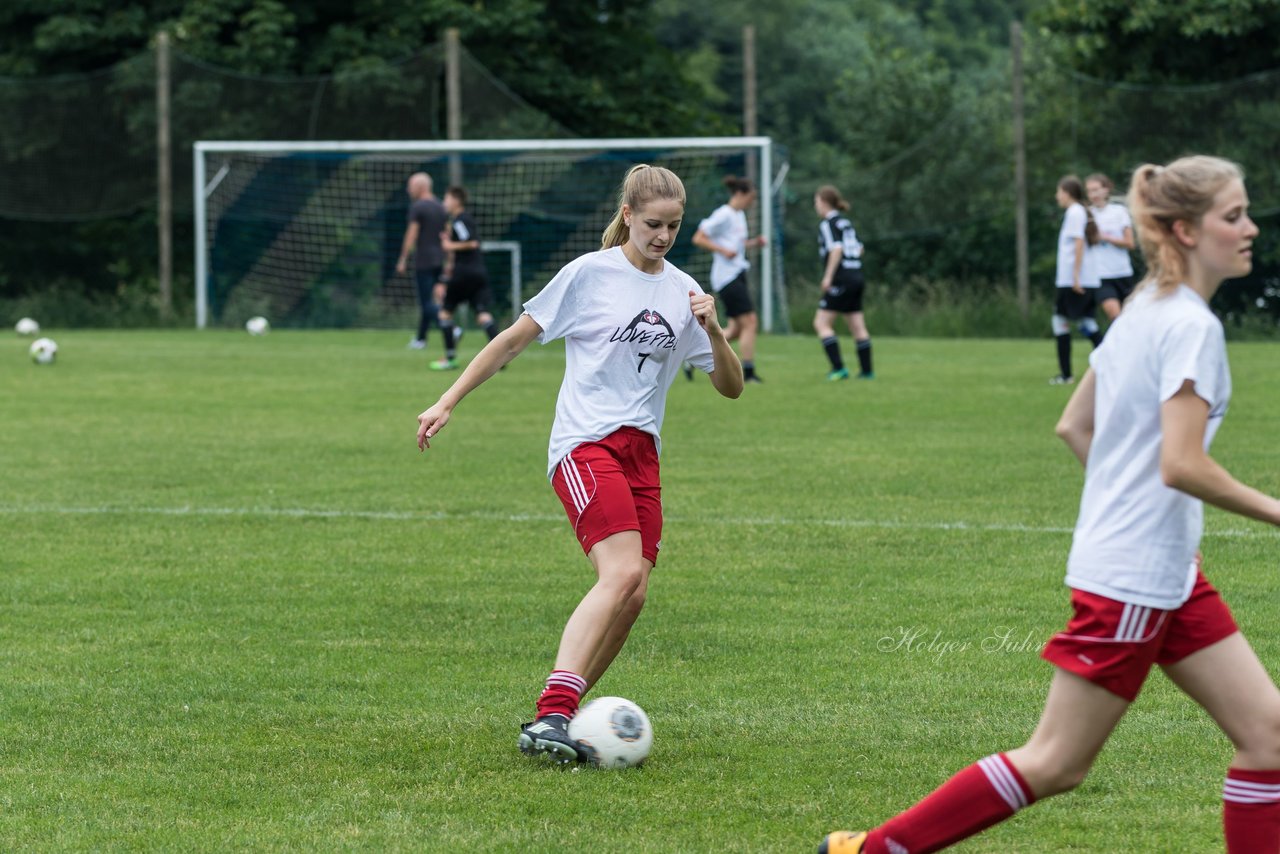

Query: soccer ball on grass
(245, 316), (270, 335)
(15, 317), (39, 335)
(568, 696), (652, 769)
(29, 337), (58, 365)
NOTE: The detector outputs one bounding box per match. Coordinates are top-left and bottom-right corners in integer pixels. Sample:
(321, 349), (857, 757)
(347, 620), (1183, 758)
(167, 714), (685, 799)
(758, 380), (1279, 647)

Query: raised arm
(1160, 381), (1280, 525)
(688, 290), (742, 399)
(1055, 368), (1096, 467)
(417, 313), (543, 450)
(692, 228), (735, 259)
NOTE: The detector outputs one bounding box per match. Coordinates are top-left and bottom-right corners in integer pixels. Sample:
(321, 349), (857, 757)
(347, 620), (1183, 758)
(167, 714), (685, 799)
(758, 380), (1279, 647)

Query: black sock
(856, 339), (873, 375)
(441, 323), (456, 359)
(1056, 334), (1072, 378)
(822, 336), (843, 371)
(743, 360), (755, 379)
(483, 320), (498, 341)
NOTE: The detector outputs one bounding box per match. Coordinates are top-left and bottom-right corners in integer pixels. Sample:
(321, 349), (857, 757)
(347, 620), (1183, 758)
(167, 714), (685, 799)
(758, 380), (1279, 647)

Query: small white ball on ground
(245, 316), (270, 335)
(29, 337), (57, 365)
(568, 696), (653, 769)
(15, 317), (39, 335)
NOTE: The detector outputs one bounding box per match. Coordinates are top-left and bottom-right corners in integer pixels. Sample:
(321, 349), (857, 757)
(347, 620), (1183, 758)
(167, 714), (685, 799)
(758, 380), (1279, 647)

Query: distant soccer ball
(245, 316), (270, 335)
(568, 696), (652, 769)
(29, 337), (57, 365)
(15, 317), (39, 336)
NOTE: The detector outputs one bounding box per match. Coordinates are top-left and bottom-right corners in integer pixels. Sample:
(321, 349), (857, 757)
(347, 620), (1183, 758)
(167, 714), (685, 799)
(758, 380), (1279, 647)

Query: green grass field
(2, 329), (1277, 852)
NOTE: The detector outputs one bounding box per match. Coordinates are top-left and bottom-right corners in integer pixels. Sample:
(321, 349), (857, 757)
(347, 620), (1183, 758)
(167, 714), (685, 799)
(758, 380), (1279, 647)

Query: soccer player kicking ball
(416, 164), (743, 763)
(822, 156), (1280, 853)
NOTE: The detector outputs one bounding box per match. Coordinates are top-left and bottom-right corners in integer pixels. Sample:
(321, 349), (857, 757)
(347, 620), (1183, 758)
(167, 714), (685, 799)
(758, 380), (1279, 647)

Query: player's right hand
(417, 404), (452, 451)
(396, 259), (407, 275)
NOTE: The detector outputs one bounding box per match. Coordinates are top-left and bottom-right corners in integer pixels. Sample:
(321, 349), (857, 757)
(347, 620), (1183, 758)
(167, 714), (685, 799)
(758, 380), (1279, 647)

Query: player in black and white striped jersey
(813, 185), (873, 381)
(434, 186), (499, 371)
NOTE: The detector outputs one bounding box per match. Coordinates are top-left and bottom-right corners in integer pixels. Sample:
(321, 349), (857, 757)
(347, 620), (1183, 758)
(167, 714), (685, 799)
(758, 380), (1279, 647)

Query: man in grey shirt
(396, 172), (448, 351)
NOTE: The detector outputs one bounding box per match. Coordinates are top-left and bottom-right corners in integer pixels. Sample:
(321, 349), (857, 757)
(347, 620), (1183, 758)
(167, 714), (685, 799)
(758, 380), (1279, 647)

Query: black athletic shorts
(818, 269), (865, 314)
(1055, 287), (1098, 320)
(443, 269), (492, 314)
(716, 272), (755, 319)
(1097, 275), (1135, 305)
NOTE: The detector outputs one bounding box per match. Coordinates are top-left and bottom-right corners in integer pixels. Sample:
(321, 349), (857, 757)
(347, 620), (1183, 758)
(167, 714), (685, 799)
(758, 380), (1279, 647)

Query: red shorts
(551, 427), (662, 565)
(1041, 569), (1238, 701)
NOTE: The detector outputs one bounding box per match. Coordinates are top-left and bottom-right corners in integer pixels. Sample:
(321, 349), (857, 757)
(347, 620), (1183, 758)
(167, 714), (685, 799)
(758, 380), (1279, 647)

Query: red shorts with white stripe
(551, 427), (662, 565)
(1041, 569), (1238, 701)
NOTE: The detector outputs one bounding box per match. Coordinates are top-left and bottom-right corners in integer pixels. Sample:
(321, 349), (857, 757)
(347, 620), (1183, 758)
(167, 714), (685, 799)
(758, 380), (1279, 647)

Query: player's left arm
(1160, 382), (1280, 525)
(689, 290), (742, 399)
(1055, 368), (1096, 467)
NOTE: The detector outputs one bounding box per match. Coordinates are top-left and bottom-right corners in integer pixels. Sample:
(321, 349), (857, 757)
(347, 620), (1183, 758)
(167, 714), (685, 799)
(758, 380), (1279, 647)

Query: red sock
(865, 754), (1034, 854)
(1224, 768), (1280, 853)
(535, 669), (586, 720)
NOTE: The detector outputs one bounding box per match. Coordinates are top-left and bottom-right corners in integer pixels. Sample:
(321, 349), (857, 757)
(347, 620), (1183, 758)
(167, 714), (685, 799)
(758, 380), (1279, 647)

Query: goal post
(193, 137), (782, 332)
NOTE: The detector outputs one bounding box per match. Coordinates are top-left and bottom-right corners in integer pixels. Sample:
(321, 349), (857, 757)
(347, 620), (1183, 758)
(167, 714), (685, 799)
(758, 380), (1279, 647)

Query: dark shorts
(414, 268), (442, 307)
(551, 427), (662, 566)
(818, 269), (865, 314)
(716, 272), (755, 319)
(1041, 568), (1238, 702)
(1055, 287), (1098, 320)
(1097, 276), (1136, 305)
(442, 269), (492, 314)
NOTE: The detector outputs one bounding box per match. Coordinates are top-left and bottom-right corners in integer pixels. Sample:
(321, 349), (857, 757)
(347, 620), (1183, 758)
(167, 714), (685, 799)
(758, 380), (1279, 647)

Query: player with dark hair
(1087, 172), (1137, 321)
(820, 155), (1280, 854)
(415, 164), (743, 763)
(692, 174), (767, 383)
(1050, 175), (1103, 384)
(813, 185), (873, 380)
(395, 172), (448, 354)
(433, 186), (498, 370)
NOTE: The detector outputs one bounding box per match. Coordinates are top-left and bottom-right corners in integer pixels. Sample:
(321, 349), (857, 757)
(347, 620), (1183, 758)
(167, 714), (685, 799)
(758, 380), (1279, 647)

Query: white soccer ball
(29, 337), (57, 365)
(15, 317), (39, 335)
(245, 316), (270, 335)
(568, 696), (653, 769)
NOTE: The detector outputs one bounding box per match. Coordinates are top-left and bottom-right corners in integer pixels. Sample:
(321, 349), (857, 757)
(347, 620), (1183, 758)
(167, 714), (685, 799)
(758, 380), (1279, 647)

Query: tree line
(1, 0), (1277, 331)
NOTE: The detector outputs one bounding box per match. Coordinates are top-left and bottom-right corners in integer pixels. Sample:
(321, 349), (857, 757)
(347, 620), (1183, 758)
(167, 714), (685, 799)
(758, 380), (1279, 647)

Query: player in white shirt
(415, 165), (743, 764)
(692, 175), (767, 383)
(822, 156), (1280, 854)
(1086, 172), (1137, 321)
(1050, 175), (1103, 385)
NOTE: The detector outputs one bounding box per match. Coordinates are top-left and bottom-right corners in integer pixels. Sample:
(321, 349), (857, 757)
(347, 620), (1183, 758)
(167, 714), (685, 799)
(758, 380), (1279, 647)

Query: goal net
(194, 138), (786, 332)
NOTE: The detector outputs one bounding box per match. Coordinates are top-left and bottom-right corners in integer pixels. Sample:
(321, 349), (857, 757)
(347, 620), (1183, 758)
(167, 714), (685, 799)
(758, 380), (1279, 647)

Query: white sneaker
(408, 338), (426, 350)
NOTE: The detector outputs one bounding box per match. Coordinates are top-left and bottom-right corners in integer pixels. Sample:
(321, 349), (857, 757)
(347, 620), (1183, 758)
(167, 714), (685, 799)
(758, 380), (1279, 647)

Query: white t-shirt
(698, 204), (750, 291)
(1056, 203), (1101, 287)
(523, 246), (717, 478)
(1066, 285), (1231, 609)
(1090, 202), (1134, 279)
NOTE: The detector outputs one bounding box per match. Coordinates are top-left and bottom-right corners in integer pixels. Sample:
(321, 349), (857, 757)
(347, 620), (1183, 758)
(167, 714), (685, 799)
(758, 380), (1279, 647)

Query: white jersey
(1090, 202), (1134, 279)
(1056, 203), (1100, 287)
(698, 204), (750, 291)
(1066, 285), (1231, 609)
(523, 246), (717, 478)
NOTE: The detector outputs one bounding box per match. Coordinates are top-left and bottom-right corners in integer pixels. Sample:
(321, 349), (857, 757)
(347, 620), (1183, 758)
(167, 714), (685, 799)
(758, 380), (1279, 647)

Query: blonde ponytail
(601, 164), (687, 249)
(1127, 155), (1243, 296)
